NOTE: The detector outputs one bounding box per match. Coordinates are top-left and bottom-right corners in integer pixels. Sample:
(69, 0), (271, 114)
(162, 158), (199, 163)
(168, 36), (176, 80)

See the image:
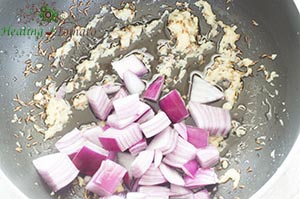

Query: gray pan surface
(1, 0), (300, 198)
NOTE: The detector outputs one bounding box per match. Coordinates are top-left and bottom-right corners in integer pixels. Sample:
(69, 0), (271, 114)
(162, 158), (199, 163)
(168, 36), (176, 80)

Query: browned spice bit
(15, 147), (23, 153)
(86, 0), (91, 6)
(239, 185), (245, 189)
(226, 0), (232, 3)
(27, 100), (34, 106)
(13, 106), (22, 112)
(255, 146), (263, 151)
(234, 197), (240, 199)
(26, 143), (31, 148)
(246, 167), (253, 173)
(25, 115), (31, 124)
(57, 195), (61, 199)
(83, 7), (89, 16)
(251, 19), (259, 26)
(14, 134), (19, 138)
(13, 94), (27, 107)
(26, 134), (33, 141)
(17, 117), (23, 123)
(69, 4), (77, 20)
(32, 141), (38, 146)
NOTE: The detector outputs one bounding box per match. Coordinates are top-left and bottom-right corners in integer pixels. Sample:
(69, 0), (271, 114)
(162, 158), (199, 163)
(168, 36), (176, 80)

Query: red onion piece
(173, 122), (188, 140)
(86, 86), (113, 120)
(182, 159), (199, 178)
(138, 164), (167, 186)
(143, 75), (164, 101)
(107, 102), (150, 129)
(193, 189), (210, 199)
(184, 168), (218, 188)
(159, 163), (185, 186)
(196, 145), (220, 169)
(126, 192), (147, 199)
(154, 150), (163, 168)
(113, 94), (140, 118)
(99, 123), (143, 152)
(32, 153), (79, 192)
(86, 159), (127, 196)
(82, 126), (104, 147)
(108, 151), (117, 161)
(186, 126), (209, 149)
(140, 111), (171, 138)
(112, 54), (148, 79)
(138, 186), (171, 198)
(112, 88), (128, 101)
(136, 109), (155, 124)
(102, 83), (122, 94)
(123, 70), (146, 94)
(190, 74), (224, 103)
(117, 152), (136, 188)
(55, 128), (85, 159)
(159, 89), (189, 123)
(163, 137), (197, 168)
(170, 184), (193, 196)
(188, 102), (231, 136)
(130, 150), (154, 178)
(129, 138), (148, 156)
(72, 141), (109, 176)
(170, 193), (194, 199)
(147, 127), (178, 155)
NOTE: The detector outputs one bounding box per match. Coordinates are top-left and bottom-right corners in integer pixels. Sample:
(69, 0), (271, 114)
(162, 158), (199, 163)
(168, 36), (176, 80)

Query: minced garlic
(111, 3), (135, 22)
(72, 92), (88, 111)
(44, 97), (72, 140)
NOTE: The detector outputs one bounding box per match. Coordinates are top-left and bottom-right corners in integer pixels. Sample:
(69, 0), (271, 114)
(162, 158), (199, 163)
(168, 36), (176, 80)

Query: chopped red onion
(107, 102), (150, 129)
(188, 102), (231, 136)
(108, 151), (117, 161)
(196, 145), (220, 169)
(170, 184), (193, 196)
(112, 88), (128, 101)
(55, 128), (85, 159)
(159, 89), (189, 123)
(159, 163), (185, 186)
(140, 111), (171, 138)
(170, 193), (194, 199)
(184, 168), (218, 188)
(173, 122), (188, 140)
(56, 83), (66, 99)
(147, 127), (178, 155)
(113, 94), (140, 118)
(193, 189), (210, 199)
(186, 126), (209, 149)
(86, 159), (127, 196)
(182, 159), (199, 178)
(126, 192), (147, 199)
(102, 83), (122, 94)
(143, 75), (164, 101)
(139, 164), (167, 186)
(72, 141), (109, 176)
(136, 109), (155, 124)
(190, 74), (224, 103)
(82, 126), (104, 147)
(99, 123), (143, 152)
(154, 150), (163, 168)
(32, 153), (79, 192)
(86, 86), (113, 120)
(130, 150), (154, 178)
(129, 138), (148, 156)
(117, 152), (136, 188)
(123, 70), (146, 94)
(138, 186), (171, 197)
(163, 137), (197, 168)
(112, 54), (148, 79)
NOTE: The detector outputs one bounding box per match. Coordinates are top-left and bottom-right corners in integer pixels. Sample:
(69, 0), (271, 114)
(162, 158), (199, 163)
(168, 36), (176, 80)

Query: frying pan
(1, 0), (300, 198)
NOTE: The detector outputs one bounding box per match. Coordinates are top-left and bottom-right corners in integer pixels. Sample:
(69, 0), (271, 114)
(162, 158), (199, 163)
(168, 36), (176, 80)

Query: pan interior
(0, 0), (300, 198)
